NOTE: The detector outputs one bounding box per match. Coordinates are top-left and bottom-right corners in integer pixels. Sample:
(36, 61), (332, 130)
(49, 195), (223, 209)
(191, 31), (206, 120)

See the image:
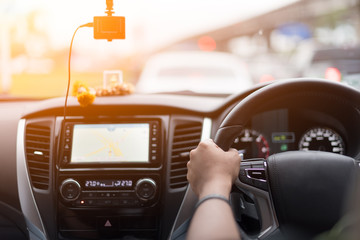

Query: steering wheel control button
(239, 160), (268, 191)
(135, 178), (157, 201)
(60, 179), (81, 201)
(246, 169), (266, 181)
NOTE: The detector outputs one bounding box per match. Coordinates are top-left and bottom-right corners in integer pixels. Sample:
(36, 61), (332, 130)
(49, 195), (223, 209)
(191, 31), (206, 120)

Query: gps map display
(71, 123), (150, 163)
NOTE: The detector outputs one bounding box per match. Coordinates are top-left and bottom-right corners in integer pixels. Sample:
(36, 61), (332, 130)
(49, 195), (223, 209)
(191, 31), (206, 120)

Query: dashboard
(0, 79), (359, 239)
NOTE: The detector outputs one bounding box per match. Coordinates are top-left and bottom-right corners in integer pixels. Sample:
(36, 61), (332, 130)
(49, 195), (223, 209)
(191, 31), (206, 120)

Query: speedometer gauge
(232, 129), (270, 159)
(299, 127), (345, 155)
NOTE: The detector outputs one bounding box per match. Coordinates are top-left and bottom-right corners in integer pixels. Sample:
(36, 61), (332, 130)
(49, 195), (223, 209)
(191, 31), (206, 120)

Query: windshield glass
(158, 68), (235, 79)
(1, 0), (360, 98)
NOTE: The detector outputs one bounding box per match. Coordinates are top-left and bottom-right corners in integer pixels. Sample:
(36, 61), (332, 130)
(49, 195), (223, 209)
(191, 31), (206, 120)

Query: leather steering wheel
(170, 79), (359, 240)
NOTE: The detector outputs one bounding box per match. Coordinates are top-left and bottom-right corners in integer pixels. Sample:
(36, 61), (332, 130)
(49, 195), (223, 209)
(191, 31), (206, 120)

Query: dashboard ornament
(72, 80), (96, 107)
(76, 91), (96, 107)
(95, 82), (134, 97)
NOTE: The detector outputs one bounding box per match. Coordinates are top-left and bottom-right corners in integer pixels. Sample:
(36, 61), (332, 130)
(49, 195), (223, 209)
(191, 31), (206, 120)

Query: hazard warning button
(98, 217), (118, 233)
(104, 220), (112, 227)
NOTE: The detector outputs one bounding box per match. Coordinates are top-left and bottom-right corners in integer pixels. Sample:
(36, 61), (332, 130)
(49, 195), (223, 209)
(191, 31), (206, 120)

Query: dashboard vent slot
(25, 124), (51, 190)
(170, 122), (202, 189)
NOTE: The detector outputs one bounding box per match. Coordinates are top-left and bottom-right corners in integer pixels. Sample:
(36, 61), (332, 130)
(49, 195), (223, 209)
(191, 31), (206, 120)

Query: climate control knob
(135, 178), (157, 201)
(60, 179), (81, 201)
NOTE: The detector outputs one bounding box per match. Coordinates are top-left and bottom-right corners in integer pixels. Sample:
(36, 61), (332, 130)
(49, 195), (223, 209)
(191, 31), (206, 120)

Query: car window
(1, 0), (360, 98)
(158, 67), (235, 79)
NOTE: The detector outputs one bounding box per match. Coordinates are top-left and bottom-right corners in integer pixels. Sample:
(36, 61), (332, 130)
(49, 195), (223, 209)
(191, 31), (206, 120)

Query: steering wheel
(170, 79), (359, 240)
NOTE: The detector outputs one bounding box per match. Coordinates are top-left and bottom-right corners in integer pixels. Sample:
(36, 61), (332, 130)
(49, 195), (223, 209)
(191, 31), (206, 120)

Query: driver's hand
(187, 139), (241, 199)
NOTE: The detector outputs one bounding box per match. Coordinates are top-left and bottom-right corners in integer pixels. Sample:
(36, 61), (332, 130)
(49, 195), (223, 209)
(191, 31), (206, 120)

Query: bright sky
(3, 0), (298, 56)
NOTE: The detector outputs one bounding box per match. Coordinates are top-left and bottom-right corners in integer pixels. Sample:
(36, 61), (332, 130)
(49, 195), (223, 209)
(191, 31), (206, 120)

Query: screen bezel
(60, 119), (161, 169)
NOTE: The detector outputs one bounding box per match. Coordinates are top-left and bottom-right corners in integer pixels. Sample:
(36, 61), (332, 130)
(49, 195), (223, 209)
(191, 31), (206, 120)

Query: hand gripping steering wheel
(170, 79), (359, 240)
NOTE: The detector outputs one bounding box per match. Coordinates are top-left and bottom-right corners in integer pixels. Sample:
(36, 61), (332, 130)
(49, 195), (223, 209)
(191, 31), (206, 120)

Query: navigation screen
(71, 123), (150, 163)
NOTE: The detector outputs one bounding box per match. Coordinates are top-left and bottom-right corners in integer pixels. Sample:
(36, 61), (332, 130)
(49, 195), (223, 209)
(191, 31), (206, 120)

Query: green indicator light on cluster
(274, 135), (287, 142)
(281, 144), (288, 151)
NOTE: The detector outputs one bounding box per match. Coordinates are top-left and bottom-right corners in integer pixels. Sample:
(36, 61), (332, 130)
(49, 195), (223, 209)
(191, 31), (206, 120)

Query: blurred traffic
(136, 51), (252, 95)
(0, 0), (359, 98)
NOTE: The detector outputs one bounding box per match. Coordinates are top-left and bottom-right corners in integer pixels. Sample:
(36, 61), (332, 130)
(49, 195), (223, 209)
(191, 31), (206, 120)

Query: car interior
(1, 0), (360, 240)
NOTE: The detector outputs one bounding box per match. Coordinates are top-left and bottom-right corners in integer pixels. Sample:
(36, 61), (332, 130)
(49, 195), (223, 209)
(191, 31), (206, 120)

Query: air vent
(170, 122), (202, 189)
(25, 124), (51, 190)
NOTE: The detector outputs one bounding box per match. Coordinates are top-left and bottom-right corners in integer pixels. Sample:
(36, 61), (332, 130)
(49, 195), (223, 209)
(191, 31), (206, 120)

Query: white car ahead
(136, 51), (253, 95)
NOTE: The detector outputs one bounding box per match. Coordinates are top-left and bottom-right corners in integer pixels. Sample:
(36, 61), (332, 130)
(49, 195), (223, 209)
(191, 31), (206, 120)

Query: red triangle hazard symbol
(104, 220), (112, 227)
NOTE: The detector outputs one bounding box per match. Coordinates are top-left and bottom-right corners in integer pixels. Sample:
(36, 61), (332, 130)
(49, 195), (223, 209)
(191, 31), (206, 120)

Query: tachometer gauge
(299, 127), (345, 155)
(232, 129), (270, 159)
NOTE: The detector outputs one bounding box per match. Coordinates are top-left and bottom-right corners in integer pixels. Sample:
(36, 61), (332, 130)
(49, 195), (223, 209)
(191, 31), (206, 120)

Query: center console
(57, 117), (164, 239)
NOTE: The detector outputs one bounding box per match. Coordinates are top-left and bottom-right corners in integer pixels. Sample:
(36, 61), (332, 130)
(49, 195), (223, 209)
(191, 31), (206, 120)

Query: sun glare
(1, 0), (298, 97)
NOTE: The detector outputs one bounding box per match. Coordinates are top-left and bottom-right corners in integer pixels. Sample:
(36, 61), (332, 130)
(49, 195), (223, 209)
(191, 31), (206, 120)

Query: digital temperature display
(84, 180), (133, 189)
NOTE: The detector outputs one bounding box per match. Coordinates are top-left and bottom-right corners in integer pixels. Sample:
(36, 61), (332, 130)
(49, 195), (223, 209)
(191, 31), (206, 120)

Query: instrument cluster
(231, 109), (346, 159)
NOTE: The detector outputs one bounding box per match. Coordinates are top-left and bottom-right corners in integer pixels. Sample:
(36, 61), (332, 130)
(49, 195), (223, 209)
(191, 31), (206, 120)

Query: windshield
(1, 0), (360, 98)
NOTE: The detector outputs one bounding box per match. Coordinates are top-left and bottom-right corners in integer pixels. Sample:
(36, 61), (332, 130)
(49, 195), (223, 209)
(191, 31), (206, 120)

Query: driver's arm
(186, 139), (241, 240)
